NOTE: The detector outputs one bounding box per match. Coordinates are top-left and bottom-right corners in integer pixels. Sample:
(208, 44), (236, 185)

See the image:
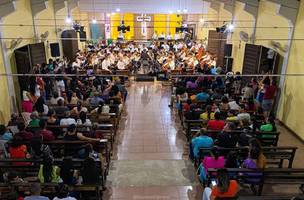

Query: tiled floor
(104, 81), (304, 199)
(104, 82), (202, 200)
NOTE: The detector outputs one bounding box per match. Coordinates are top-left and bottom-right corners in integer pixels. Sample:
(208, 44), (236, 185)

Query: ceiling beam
(31, 0), (48, 16)
(0, 0), (16, 19)
(205, 0), (221, 12)
(267, 0), (300, 25)
(237, 0), (259, 19)
(67, 0), (79, 11)
(53, 0), (66, 13)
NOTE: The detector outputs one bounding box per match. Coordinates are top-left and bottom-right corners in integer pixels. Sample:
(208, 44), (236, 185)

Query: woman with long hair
(60, 157), (75, 185)
(200, 105), (215, 120)
(202, 147), (225, 175)
(34, 96), (49, 115)
(81, 156), (100, 184)
(38, 156), (60, 183)
(202, 168), (239, 200)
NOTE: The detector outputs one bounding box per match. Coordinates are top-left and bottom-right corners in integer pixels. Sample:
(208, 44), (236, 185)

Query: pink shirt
(202, 156), (225, 174)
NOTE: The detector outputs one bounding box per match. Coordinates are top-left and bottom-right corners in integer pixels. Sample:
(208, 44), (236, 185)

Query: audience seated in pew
(190, 129), (214, 160)
(37, 120), (55, 141)
(202, 168), (239, 200)
(207, 112), (225, 131)
(200, 105), (215, 121)
(24, 182), (50, 200)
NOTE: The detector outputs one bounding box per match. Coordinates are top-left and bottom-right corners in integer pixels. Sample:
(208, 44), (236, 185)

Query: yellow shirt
(200, 112), (215, 120)
(226, 116), (238, 121)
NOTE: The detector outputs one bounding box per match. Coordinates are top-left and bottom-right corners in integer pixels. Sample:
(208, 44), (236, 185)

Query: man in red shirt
(262, 79), (277, 120)
(207, 112), (225, 131)
(36, 120), (55, 141)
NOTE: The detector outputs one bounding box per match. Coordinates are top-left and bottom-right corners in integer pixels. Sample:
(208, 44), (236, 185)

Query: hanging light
(106, 13), (111, 17)
(227, 24), (234, 31)
(116, 8), (120, 12)
(65, 16), (72, 24)
(183, 8), (188, 13)
(200, 18), (205, 23)
(177, 9), (181, 13)
(169, 10), (173, 14)
(91, 0), (97, 24)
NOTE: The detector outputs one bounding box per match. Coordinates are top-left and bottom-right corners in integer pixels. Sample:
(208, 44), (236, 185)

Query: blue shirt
(196, 92), (210, 102)
(192, 136), (214, 158)
(24, 196), (50, 200)
(0, 132), (13, 141)
(211, 67), (217, 75)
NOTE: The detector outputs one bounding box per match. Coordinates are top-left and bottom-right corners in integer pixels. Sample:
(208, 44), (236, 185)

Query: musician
(152, 31), (158, 40)
(166, 32), (173, 40)
(162, 42), (170, 52)
(101, 55), (111, 72)
(117, 57), (126, 70)
(162, 55), (175, 73)
(159, 32), (165, 40)
(174, 31), (181, 41)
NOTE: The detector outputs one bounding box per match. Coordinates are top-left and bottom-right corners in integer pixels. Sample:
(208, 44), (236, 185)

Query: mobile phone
(99, 139), (108, 143)
(211, 180), (217, 187)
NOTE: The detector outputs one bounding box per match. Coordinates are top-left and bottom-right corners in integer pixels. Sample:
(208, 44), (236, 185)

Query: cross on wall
(137, 14), (151, 37)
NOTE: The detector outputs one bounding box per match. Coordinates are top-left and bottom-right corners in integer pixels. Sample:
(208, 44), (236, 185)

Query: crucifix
(137, 13), (151, 37)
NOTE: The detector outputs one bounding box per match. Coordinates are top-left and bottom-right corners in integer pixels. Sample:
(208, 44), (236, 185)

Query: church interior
(0, 0), (304, 199)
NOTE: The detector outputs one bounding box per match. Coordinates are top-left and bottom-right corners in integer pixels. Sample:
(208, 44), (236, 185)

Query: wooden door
(207, 30), (227, 67)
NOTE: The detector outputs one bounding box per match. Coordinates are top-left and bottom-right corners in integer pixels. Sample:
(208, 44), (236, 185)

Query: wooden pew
(0, 182), (104, 200)
(207, 168), (304, 196)
(5, 139), (110, 175)
(44, 124), (115, 150)
(189, 128), (280, 147)
(197, 146), (297, 168)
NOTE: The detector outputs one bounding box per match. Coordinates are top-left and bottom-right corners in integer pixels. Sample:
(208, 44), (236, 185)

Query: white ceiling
(79, 0), (209, 14)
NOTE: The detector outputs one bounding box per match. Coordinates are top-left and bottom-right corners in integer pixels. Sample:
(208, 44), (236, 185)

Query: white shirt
(169, 60), (175, 70)
(174, 33), (180, 40)
(60, 118), (76, 126)
(117, 60), (126, 70)
(228, 101), (241, 110)
(53, 197), (76, 200)
(77, 119), (92, 126)
(102, 59), (111, 70)
(166, 34), (172, 40)
(162, 44), (170, 52)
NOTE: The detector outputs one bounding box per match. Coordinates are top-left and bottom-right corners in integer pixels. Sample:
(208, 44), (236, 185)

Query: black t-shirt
(217, 132), (238, 148)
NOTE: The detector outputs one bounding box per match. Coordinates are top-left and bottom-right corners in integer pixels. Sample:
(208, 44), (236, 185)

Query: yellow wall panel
(154, 14), (167, 35)
(255, 1), (290, 49)
(169, 14), (182, 35)
(123, 13), (134, 40)
(110, 13), (121, 39)
(0, 42), (11, 124)
(277, 0), (304, 140)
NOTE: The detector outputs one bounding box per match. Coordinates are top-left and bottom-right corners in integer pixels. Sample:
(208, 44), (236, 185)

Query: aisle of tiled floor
(104, 82), (201, 200)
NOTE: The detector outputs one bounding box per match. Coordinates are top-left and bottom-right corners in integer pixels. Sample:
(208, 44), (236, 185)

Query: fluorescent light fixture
(116, 8), (120, 12)
(65, 16), (72, 24)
